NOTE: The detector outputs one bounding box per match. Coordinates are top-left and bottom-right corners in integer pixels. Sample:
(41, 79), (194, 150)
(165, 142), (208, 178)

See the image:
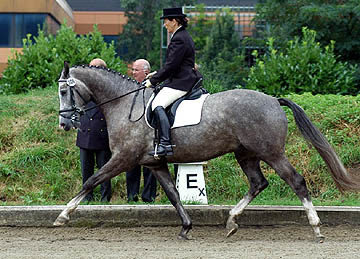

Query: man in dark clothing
(76, 58), (112, 203)
(126, 165), (157, 203)
(126, 59), (157, 203)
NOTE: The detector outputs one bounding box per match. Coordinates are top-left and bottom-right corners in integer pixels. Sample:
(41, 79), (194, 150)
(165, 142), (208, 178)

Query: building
(66, 0), (127, 45)
(0, 0), (257, 75)
(0, 0), (74, 74)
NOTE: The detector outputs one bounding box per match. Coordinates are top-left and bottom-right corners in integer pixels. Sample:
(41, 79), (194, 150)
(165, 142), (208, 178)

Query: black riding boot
(149, 106), (173, 157)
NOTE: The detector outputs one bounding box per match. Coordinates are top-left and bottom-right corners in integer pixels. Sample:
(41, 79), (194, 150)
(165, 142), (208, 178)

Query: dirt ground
(0, 224), (359, 259)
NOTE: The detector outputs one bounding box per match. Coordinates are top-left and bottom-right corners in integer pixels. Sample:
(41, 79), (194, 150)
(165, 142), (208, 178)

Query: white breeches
(151, 87), (187, 111)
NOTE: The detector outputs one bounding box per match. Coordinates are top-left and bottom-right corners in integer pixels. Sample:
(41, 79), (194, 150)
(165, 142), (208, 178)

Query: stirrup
(149, 143), (174, 159)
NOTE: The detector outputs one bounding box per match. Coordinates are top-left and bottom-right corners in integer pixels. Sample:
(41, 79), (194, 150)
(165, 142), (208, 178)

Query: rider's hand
(145, 71), (157, 79)
(144, 79), (153, 88)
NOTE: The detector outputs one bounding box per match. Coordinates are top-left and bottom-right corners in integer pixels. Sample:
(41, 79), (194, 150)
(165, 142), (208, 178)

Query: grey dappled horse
(55, 62), (360, 241)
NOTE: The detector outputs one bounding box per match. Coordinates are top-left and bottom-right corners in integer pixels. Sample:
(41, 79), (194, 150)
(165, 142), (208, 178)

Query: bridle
(58, 78), (86, 127)
(58, 77), (147, 125)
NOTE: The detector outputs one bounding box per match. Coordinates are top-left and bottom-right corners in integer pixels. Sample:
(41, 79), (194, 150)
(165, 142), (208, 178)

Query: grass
(1, 87), (360, 206)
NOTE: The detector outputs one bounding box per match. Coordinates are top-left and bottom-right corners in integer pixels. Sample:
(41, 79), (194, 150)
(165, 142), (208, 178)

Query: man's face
(132, 62), (147, 82)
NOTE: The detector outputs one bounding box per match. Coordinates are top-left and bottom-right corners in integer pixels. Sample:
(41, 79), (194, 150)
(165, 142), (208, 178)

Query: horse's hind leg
(150, 164), (192, 240)
(226, 156), (269, 237)
(266, 155), (325, 242)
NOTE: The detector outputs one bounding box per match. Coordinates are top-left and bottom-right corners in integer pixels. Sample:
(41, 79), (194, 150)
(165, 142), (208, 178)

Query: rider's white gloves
(144, 79), (153, 88)
(146, 71), (157, 79)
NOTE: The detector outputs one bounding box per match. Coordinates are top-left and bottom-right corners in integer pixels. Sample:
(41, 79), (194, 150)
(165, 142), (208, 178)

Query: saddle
(146, 78), (209, 129)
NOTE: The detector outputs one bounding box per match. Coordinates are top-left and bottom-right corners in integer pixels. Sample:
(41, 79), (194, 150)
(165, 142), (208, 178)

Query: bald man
(76, 58), (112, 203)
(89, 58), (107, 67)
(131, 59), (150, 82)
(126, 59), (157, 203)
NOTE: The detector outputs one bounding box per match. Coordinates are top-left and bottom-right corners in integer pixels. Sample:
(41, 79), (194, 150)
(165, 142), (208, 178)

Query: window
(0, 13), (60, 48)
(103, 35), (124, 57)
(0, 14), (12, 47)
(103, 35), (118, 46)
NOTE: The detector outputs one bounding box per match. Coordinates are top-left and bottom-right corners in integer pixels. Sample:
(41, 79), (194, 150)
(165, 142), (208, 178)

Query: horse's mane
(70, 64), (142, 85)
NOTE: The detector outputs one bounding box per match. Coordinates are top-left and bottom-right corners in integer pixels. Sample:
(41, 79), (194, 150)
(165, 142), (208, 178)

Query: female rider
(144, 7), (199, 157)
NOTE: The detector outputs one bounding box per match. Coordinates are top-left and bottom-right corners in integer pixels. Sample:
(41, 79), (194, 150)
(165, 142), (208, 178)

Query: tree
(255, 0), (360, 64)
(118, 0), (194, 66)
(186, 4), (215, 61)
(199, 8), (247, 90)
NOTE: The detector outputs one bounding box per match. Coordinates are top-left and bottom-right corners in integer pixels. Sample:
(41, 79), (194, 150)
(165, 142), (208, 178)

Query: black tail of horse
(278, 97), (360, 192)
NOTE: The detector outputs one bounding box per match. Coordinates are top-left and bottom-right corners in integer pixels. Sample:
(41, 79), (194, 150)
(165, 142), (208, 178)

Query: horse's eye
(60, 90), (67, 96)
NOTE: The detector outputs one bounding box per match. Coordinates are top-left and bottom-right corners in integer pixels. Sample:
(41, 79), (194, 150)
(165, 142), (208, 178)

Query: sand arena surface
(0, 225), (359, 259)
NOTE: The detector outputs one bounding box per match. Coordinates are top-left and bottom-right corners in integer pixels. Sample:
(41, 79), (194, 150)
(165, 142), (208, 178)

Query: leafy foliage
(197, 8), (248, 90)
(145, 10), (164, 70)
(255, 0), (360, 64)
(246, 28), (359, 96)
(118, 0), (194, 66)
(186, 4), (215, 60)
(118, 4), (248, 90)
(0, 24), (127, 95)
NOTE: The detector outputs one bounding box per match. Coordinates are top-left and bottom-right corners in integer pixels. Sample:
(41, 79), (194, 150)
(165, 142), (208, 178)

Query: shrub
(245, 27), (359, 96)
(0, 24), (127, 95)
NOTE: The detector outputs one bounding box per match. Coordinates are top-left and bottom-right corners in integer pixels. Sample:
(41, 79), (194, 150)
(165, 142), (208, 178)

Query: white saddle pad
(145, 93), (210, 129)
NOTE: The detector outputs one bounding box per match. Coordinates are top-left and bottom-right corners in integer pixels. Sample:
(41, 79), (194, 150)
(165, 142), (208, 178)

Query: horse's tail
(278, 97), (360, 192)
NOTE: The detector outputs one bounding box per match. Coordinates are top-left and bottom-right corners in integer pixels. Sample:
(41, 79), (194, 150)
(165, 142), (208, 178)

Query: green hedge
(245, 28), (359, 96)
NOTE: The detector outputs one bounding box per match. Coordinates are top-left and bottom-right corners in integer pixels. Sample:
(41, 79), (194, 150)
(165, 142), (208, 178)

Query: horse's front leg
(54, 156), (123, 226)
(150, 163), (192, 240)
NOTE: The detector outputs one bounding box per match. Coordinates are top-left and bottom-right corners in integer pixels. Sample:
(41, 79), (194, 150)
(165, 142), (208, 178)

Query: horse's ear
(61, 61), (70, 78)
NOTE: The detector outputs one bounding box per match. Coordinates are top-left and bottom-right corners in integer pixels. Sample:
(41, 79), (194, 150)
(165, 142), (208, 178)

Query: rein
(58, 77), (147, 123)
(83, 85), (146, 115)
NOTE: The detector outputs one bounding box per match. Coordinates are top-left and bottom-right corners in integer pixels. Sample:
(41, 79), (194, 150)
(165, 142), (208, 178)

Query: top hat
(160, 7), (187, 20)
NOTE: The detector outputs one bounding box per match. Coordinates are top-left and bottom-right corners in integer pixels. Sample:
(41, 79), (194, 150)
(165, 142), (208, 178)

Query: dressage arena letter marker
(186, 174), (198, 188)
(175, 162), (208, 204)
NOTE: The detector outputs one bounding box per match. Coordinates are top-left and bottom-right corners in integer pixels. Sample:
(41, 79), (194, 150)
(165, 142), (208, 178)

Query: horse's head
(58, 61), (93, 131)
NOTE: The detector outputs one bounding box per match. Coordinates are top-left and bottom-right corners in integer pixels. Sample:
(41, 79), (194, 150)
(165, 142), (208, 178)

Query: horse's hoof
(315, 235), (325, 243)
(178, 225), (192, 240)
(178, 229), (189, 240)
(226, 227), (238, 238)
(53, 215), (69, 226)
(226, 221), (238, 238)
(178, 234), (189, 240)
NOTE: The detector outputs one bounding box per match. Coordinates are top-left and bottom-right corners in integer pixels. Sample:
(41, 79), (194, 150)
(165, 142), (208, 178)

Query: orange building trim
(73, 11), (127, 35)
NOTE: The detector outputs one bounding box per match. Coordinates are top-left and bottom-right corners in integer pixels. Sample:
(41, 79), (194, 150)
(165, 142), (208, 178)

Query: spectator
(126, 59), (157, 203)
(77, 58), (112, 203)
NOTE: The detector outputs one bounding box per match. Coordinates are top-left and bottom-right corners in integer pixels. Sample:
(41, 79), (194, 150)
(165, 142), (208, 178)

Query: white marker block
(175, 162), (208, 204)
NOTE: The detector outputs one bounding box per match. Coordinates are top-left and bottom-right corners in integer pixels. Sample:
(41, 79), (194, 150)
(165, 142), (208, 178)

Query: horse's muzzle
(59, 117), (73, 131)
(60, 122), (71, 131)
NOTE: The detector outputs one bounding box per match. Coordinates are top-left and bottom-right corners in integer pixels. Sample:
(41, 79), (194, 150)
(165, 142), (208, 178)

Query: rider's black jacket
(150, 26), (199, 92)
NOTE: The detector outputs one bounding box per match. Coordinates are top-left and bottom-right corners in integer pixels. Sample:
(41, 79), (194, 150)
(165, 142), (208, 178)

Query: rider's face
(163, 18), (178, 34)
